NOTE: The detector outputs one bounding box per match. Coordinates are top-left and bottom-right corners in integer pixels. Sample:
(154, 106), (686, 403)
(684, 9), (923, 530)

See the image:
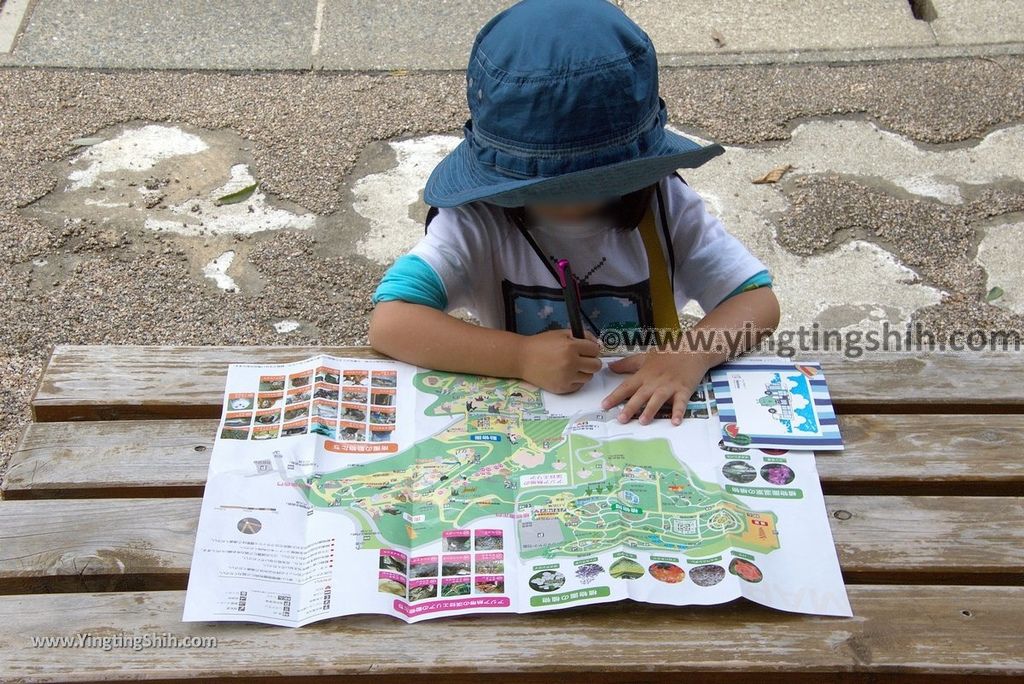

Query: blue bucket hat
(423, 0), (724, 208)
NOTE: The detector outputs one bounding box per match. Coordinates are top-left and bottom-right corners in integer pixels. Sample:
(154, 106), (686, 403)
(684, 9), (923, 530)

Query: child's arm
(370, 301), (602, 394)
(601, 286), (780, 425)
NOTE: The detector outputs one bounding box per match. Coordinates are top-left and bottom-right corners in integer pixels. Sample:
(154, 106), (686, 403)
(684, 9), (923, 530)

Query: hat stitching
(469, 98), (662, 155)
(472, 40), (650, 85)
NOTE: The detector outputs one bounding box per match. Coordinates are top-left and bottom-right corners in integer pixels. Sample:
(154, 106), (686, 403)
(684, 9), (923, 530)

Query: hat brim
(423, 128), (724, 208)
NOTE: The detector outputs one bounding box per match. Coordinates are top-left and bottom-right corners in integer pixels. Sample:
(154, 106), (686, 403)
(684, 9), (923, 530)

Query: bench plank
(2, 587), (1021, 681)
(824, 413), (1024, 495)
(4, 420), (218, 499)
(0, 498), (197, 594)
(33, 346), (381, 421)
(1, 496), (1020, 593)
(7, 414), (1024, 500)
(31, 346), (1024, 422)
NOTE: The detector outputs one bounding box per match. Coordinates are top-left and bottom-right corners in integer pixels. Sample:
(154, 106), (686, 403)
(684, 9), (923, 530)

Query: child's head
(423, 0), (724, 210)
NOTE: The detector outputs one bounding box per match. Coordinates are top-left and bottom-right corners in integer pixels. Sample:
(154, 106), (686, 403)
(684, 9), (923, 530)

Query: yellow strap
(637, 204), (681, 331)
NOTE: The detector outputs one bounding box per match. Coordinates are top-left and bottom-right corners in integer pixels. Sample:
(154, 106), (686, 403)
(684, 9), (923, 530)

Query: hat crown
(467, 0), (660, 155)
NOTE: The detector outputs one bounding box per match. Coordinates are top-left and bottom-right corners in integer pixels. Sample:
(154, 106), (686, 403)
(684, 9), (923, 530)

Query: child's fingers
(639, 387), (673, 425)
(574, 370), (597, 383)
(601, 375), (639, 411)
(608, 355), (643, 374)
(671, 391), (687, 425)
(572, 337), (602, 357)
(617, 385), (653, 424)
(578, 356), (603, 374)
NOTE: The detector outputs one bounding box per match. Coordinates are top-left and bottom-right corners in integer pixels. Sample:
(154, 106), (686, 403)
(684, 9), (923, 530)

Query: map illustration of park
(185, 355), (851, 626)
(297, 370), (780, 561)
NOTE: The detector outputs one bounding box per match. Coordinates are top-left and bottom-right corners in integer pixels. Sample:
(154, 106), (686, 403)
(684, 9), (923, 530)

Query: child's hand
(520, 330), (602, 394)
(601, 350), (709, 425)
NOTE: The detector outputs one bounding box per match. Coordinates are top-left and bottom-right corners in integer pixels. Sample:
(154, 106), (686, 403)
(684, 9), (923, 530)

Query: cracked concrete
(977, 221), (1024, 316)
(7, 0), (1023, 70)
(27, 122), (318, 240)
(777, 174), (1024, 294)
(352, 135), (453, 264)
(33, 117), (1016, 337)
(0, 59), (1022, 478)
(345, 119), (1024, 334)
(203, 251), (238, 293)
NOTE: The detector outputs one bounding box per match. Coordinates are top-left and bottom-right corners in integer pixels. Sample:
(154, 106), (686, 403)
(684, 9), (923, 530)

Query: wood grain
(11, 346), (1024, 681)
(7, 414), (1023, 499)
(1, 496), (1020, 594)
(33, 346), (383, 421)
(4, 420), (217, 499)
(819, 413), (1024, 495)
(2, 587), (1021, 682)
(30, 346), (1024, 422)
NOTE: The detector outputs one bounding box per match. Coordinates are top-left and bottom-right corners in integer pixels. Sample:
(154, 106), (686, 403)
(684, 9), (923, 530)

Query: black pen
(556, 259), (585, 339)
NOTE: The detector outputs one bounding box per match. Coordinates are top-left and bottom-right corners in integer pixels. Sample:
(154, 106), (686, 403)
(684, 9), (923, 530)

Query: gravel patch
(661, 57), (1024, 144)
(776, 174), (1024, 341)
(777, 174), (1024, 294)
(0, 70), (466, 214)
(0, 57), (1022, 478)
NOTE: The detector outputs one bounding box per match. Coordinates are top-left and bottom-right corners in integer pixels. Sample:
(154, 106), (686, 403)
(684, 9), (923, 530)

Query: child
(369, 0), (779, 425)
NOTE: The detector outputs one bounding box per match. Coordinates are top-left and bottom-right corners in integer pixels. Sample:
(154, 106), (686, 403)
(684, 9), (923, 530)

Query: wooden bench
(2, 345), (1022, 682)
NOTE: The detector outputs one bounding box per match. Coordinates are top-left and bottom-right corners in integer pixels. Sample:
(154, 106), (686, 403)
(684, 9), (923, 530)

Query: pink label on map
(410, 555), (437, 565)
(476, 552), (503, 562)
(475, 529), (502, 536)
(408, 578), (437, 589)
(378, 571), (406, 584)
(380, 549), (407, 561)
(393, 596), (511, 617)
(474, 574), (503, 583)
(442, 577), (470, 586)
(443, 529), (470, 538)
(443, 554), (471, 564)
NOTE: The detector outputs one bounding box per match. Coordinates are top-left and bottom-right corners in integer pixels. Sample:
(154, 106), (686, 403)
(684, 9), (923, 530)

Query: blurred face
(526, 201), (607, 225)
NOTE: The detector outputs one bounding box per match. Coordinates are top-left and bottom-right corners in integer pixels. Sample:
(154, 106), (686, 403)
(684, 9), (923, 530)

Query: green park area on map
(297, 371), (780, 559)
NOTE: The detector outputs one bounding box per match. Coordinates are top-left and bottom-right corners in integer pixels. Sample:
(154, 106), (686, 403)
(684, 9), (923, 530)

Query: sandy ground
(0, 57), (1022, 477)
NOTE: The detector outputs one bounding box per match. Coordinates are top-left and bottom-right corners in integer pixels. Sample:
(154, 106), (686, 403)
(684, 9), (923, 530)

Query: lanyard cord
(655, 182), (676, 293)
(510, 185), (678, 336)
(511, 213), (602, 337)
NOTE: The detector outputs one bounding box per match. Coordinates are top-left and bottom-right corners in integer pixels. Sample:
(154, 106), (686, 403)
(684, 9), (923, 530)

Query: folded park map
(184, 355), (851, 626)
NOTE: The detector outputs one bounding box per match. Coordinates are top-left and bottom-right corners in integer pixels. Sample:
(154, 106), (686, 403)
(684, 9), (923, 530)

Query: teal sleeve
(372, 254), (448, 310)
(720, 269), (772, 304)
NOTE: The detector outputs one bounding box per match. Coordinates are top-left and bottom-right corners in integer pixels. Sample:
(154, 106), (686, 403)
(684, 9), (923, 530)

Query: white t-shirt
(408, 175), (766, 334)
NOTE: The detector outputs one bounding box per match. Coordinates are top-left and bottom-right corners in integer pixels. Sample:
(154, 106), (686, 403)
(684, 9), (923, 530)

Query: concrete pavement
(2, 0), (1023, 69)
(1, 59), (1020, 348)
(0, 2), (1021, 475)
